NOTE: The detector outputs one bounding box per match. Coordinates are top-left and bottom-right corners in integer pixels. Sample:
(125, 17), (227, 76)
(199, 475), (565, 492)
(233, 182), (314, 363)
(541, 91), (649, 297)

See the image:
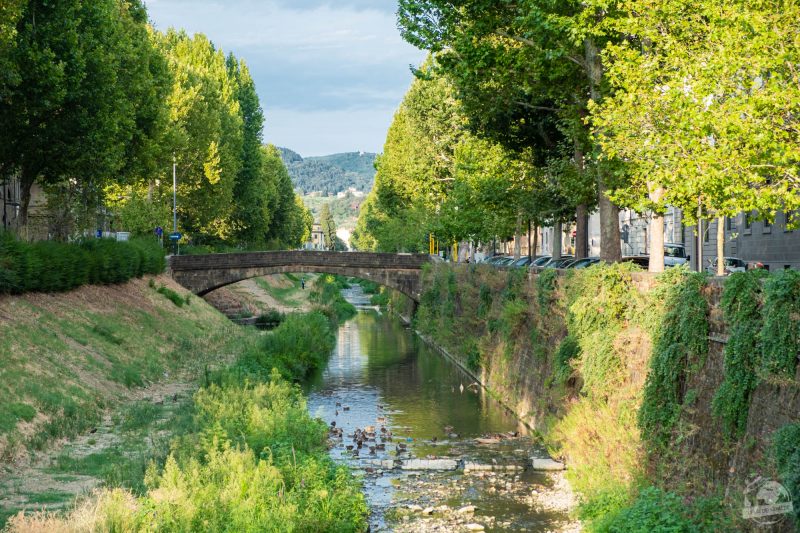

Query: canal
(306, 286), (576, 532)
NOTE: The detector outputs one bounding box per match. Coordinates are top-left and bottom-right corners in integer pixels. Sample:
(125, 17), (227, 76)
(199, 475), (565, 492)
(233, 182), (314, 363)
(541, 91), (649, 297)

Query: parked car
(484, 255), (509, 265)
(530, 256), (552, 267)
(568, 257), (601, 269)
(510, 256), (533, 268)
(664, 243), (690, 268)
(621, 255), (650, 268)
(707, 257), (747, 275)
(543, 256), (575, 268)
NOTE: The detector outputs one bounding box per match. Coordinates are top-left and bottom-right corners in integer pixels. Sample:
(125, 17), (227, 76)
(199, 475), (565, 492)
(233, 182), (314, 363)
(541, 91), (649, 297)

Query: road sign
(169, 232), (182, 241)
(155, 226), (164, 237)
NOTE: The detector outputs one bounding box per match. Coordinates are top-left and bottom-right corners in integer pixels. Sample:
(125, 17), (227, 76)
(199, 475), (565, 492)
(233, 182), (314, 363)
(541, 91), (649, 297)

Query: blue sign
(96, 229), (102, 238)
(169, 232), (182, 241)
(155, 226), (164, 237)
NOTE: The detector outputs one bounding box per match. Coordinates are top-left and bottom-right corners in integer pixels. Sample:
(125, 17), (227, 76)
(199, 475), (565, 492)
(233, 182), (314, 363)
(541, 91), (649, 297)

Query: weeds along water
(3, 276), (368, 532)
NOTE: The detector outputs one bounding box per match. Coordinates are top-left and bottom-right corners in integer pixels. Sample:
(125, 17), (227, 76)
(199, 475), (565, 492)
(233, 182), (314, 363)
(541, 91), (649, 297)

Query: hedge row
(0, 233), (165, 294)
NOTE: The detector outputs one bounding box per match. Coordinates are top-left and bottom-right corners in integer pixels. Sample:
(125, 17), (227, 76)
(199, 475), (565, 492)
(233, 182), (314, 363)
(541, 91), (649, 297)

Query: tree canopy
(0, 1), (312, 251)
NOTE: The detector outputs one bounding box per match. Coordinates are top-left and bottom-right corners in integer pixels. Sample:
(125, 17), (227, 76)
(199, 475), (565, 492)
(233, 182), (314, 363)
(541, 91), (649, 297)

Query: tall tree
(319, 203), (337, 251)
(156, 29), (243, 242)
(1, 0), (171, 233)
(0, 0), (24, 98)
(262, 144), (311, 248)
(593, 0), (800, 272)
(397, 0), (606, 260)
(227, 55), (274, 247)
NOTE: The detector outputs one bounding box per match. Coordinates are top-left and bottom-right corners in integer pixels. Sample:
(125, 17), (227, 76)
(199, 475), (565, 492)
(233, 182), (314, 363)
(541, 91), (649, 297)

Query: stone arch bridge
(169, 251), (432, 302)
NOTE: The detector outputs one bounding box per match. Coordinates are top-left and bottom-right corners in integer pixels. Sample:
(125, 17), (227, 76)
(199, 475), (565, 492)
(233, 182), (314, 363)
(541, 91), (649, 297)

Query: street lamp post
(172, 154), (177, 234)
(172, 155), (179, 255)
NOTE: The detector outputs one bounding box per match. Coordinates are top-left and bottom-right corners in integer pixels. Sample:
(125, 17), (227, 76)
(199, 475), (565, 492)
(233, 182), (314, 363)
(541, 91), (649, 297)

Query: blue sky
(144, 0), (426, 156)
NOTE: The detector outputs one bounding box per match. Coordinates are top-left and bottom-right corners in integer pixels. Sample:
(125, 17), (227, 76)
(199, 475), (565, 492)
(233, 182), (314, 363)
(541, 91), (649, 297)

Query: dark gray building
(683, 211), (800, 272)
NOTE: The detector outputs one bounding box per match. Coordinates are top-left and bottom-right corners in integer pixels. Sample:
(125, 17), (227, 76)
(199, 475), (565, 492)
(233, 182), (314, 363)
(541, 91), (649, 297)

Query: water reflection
(306, 302), (561, 531)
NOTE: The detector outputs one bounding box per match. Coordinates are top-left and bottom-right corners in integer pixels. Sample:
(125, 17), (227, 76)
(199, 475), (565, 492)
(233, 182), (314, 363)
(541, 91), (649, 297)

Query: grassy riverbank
(1, 275), (367, 531)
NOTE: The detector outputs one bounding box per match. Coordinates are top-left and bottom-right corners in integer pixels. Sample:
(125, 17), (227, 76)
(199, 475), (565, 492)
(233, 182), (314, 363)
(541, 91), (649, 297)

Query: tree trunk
(697, 202), (704, 273)
(598, 184), (621, 263)
(552, 220), (562, 260)
(532, 226), (539, 260)
(585, 37), (621, 263)
(575, 204), (589, 259)
(573, 145), (589, 260)
(717, 216), (725, 276)
(18, 178), (33, 233)
(527, 220), (532, 259)
(514, 212), (522, 260)
(648, 186), (665, 273)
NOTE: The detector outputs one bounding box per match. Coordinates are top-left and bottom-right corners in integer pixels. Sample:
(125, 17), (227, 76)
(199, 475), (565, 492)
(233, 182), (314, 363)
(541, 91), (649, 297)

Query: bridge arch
(169, 251), (431, 302)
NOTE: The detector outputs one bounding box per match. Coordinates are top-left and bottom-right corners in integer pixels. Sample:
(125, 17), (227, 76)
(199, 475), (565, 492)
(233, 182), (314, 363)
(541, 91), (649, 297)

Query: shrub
(156, 285), (185, 307)
(310, 275), (356, 322)
(370, 289), (390, 307)
(237, 311), (335, 380)
(255, 309), (285, 330)
(591, 486), (729, 533)
(0, 232), (165, 294)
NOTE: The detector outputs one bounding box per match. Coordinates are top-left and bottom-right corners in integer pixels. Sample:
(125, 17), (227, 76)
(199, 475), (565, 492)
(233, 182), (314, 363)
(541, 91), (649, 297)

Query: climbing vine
(553, 335), (580, 385)
(565, 263), (639, 398)
(639, 269), (709, 449)
(760, 269), (800, 378)
(712, 270), (768, 440)
(772, 423), (800, 527)
(536, 268), (558, 308)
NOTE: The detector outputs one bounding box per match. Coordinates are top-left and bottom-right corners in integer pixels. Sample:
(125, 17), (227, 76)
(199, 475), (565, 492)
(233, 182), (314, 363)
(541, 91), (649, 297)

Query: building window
(743, 212), (752, 235)
(704, 220), (710, 243)
(726, 216), (734, 232)
(763, 218), (772, 234)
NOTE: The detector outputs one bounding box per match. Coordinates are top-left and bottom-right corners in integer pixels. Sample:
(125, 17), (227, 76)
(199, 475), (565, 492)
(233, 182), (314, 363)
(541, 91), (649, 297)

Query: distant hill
(278, 148), (377, 196)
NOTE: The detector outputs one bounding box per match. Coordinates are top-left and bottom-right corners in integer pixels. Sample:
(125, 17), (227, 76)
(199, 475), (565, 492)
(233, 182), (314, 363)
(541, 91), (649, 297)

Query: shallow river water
(305, 287), (574, 532)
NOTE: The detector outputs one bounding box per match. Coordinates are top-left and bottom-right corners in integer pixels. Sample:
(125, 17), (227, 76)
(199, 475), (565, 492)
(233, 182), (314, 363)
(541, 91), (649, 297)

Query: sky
(144, 0), (426, 157)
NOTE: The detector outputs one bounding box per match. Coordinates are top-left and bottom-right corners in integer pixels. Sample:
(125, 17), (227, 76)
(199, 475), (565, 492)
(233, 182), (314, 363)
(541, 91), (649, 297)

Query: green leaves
(595, 0), (800, 224)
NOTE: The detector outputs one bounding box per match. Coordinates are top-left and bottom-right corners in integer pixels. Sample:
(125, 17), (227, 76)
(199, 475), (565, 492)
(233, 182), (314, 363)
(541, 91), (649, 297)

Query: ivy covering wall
(415, 263), (800, 531)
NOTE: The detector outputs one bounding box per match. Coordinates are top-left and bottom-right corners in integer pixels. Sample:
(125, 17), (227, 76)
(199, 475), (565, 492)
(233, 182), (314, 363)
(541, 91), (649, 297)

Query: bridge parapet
(169, 251), (431, 302)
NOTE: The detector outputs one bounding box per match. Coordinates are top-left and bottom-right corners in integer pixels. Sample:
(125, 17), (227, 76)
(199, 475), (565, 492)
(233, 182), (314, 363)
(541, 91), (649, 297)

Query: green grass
(21, 490), (73, 505)
(113, 401), (162, 431)
(156, 284), (188, 307)
(10, 289), (368, 531)
(254, 274), (308, 306)
(0, 276), (237, 463)
(0, 403), (37, 433)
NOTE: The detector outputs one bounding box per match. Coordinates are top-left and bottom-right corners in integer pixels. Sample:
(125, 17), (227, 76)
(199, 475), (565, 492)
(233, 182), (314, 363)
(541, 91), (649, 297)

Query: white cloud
(144, 0), (424, 154)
